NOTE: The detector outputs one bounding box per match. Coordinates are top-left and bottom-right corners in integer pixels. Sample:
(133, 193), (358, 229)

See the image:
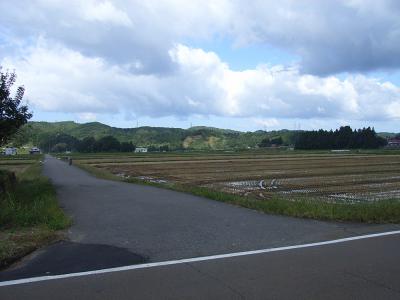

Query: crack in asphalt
(187, 262), (246, 299)
(343, 271), (400, 295)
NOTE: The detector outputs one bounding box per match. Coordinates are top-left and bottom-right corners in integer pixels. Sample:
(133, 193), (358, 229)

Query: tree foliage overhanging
(295, 126), (387, 150)
(0, 68), (32, 146)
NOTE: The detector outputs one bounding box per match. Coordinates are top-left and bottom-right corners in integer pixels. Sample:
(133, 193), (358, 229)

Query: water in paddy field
(213, 176), (400, 204)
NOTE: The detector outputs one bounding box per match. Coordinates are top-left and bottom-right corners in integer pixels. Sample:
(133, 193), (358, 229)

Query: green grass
(0, 226), (62, 269)
(75, 162), (125, 182)
(171, 186), (400, 223)
(0, 161), (71, 268)
(0, 163), (71, 229)
(77, 162), (400, 224)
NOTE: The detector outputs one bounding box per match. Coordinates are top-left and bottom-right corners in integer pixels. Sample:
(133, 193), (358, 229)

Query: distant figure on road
(68, 157), (72, 166)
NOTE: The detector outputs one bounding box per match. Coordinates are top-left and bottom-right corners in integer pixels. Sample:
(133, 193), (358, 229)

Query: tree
(77, 137), (96, 152)
(10, 125), (32, 147)
(0, 68), (32, 145)
(51, 143), (68, 153)
(147, 145), (159, 152)
(120, 141), (135, 152)
(334, 126), (353, 148)
(295, 126), (386, 150)
(258, 136), (282, 148)
(94, 136), (121, 152)
(38, 133), (79, 153)
(159, 144), (169, 152)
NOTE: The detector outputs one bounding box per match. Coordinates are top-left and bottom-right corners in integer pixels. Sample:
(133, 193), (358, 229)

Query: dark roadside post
(68, 157), (72, 166)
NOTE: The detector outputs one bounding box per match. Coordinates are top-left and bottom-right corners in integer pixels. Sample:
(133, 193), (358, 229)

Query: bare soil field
(0, 156), (38, 174)
(72, 151), (400, 204)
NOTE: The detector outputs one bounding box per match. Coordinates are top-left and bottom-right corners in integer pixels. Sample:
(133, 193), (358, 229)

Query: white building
(4, 147), (17, 155)
(135, 147), (148, 153)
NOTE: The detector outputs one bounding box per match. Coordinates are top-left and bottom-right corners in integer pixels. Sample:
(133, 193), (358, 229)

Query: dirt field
(0, 156), (39, 174)
(72, 151), (400, 203)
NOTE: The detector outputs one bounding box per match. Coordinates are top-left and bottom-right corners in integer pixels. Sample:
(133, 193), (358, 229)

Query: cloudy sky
(1, 0), (400, 131)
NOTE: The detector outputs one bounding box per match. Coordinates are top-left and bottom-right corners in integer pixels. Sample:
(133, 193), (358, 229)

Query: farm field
(70, 150), (400, 204)
(0, 155), (39, 174)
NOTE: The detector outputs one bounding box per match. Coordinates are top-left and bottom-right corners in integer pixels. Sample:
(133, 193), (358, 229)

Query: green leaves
(0, 67), (32, 146)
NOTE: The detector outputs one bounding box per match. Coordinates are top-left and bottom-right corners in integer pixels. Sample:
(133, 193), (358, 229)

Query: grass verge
(75, 162), (125, 182)
(169, 186), (400, 224)
(77, 162), (400, 224)
(0, 162), (71, 269)
(0, 227), (64, 269)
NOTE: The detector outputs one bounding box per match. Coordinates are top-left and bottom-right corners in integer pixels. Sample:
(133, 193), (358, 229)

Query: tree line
(39, 134), (136, 153)
(38, 133), (172, 153)
(294, 126), (387, 150)
(258, 136), (284, 147)
(36, 126), (389, 153)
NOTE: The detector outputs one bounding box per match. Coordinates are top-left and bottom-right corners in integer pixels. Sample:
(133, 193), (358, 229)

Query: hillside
(12, 121), (396, 151)
(11, 121), (297, 150)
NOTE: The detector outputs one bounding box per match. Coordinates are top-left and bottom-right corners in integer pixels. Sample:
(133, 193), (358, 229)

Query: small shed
(4, 148), (17, 155)
(135, 147), (148, 153)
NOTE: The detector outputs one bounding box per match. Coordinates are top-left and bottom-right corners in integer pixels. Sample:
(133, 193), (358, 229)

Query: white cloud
(81, 1), (133, 26)
(1, 1), (400, 75)
(0, 0), (230, 74)
(226, 0), (400, 74)
(254, 118), (280, 128)
(1, 0), (399, 128)
(78, 112), (97, 122)
(2, 41), (399, 123)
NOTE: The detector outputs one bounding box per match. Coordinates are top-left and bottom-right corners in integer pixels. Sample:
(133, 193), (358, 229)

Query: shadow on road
(0, 241), (146, 282)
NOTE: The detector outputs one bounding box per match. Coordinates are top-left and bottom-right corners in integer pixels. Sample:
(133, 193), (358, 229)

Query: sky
(1, 0), (400, 132)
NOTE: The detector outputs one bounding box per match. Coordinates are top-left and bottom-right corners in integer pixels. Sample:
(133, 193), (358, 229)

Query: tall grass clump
(0, 164), (70, 230)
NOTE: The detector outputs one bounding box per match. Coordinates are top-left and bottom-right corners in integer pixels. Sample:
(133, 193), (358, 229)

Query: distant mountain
(12, 121), (298, 150)
(12, 121), (396, 150)
(377, 132), (398, 138)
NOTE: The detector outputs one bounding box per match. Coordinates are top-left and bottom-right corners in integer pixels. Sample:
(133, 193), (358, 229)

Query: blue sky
(189, 37), (299, 71)
(1, 0), (400, 132)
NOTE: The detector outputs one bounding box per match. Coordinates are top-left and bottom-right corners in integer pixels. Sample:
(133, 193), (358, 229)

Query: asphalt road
(1, 233), (400, 299)
(1, 154), (400, 298)
(42, 155), (399, 259)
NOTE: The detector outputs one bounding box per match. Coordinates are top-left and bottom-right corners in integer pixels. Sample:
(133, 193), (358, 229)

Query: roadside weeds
(0, 161), (71, 269)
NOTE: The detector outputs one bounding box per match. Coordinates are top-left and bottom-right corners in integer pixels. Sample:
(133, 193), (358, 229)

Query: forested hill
(11, 121), (297, 150)
(11, 121), (396, 151)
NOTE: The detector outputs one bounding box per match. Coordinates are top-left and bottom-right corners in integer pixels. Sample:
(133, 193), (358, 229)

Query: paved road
(1, 154), (399, 285)
(1, 233), (400, 299)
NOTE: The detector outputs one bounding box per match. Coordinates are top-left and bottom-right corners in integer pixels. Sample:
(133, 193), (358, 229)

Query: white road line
(1, 229), (400, 287)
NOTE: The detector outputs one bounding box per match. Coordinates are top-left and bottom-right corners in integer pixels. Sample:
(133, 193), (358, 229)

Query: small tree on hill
(0, 68), (32, 146)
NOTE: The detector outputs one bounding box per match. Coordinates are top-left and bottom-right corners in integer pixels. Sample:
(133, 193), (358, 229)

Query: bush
(0, 164), (70, 230)
(0, 170), (16, 194)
